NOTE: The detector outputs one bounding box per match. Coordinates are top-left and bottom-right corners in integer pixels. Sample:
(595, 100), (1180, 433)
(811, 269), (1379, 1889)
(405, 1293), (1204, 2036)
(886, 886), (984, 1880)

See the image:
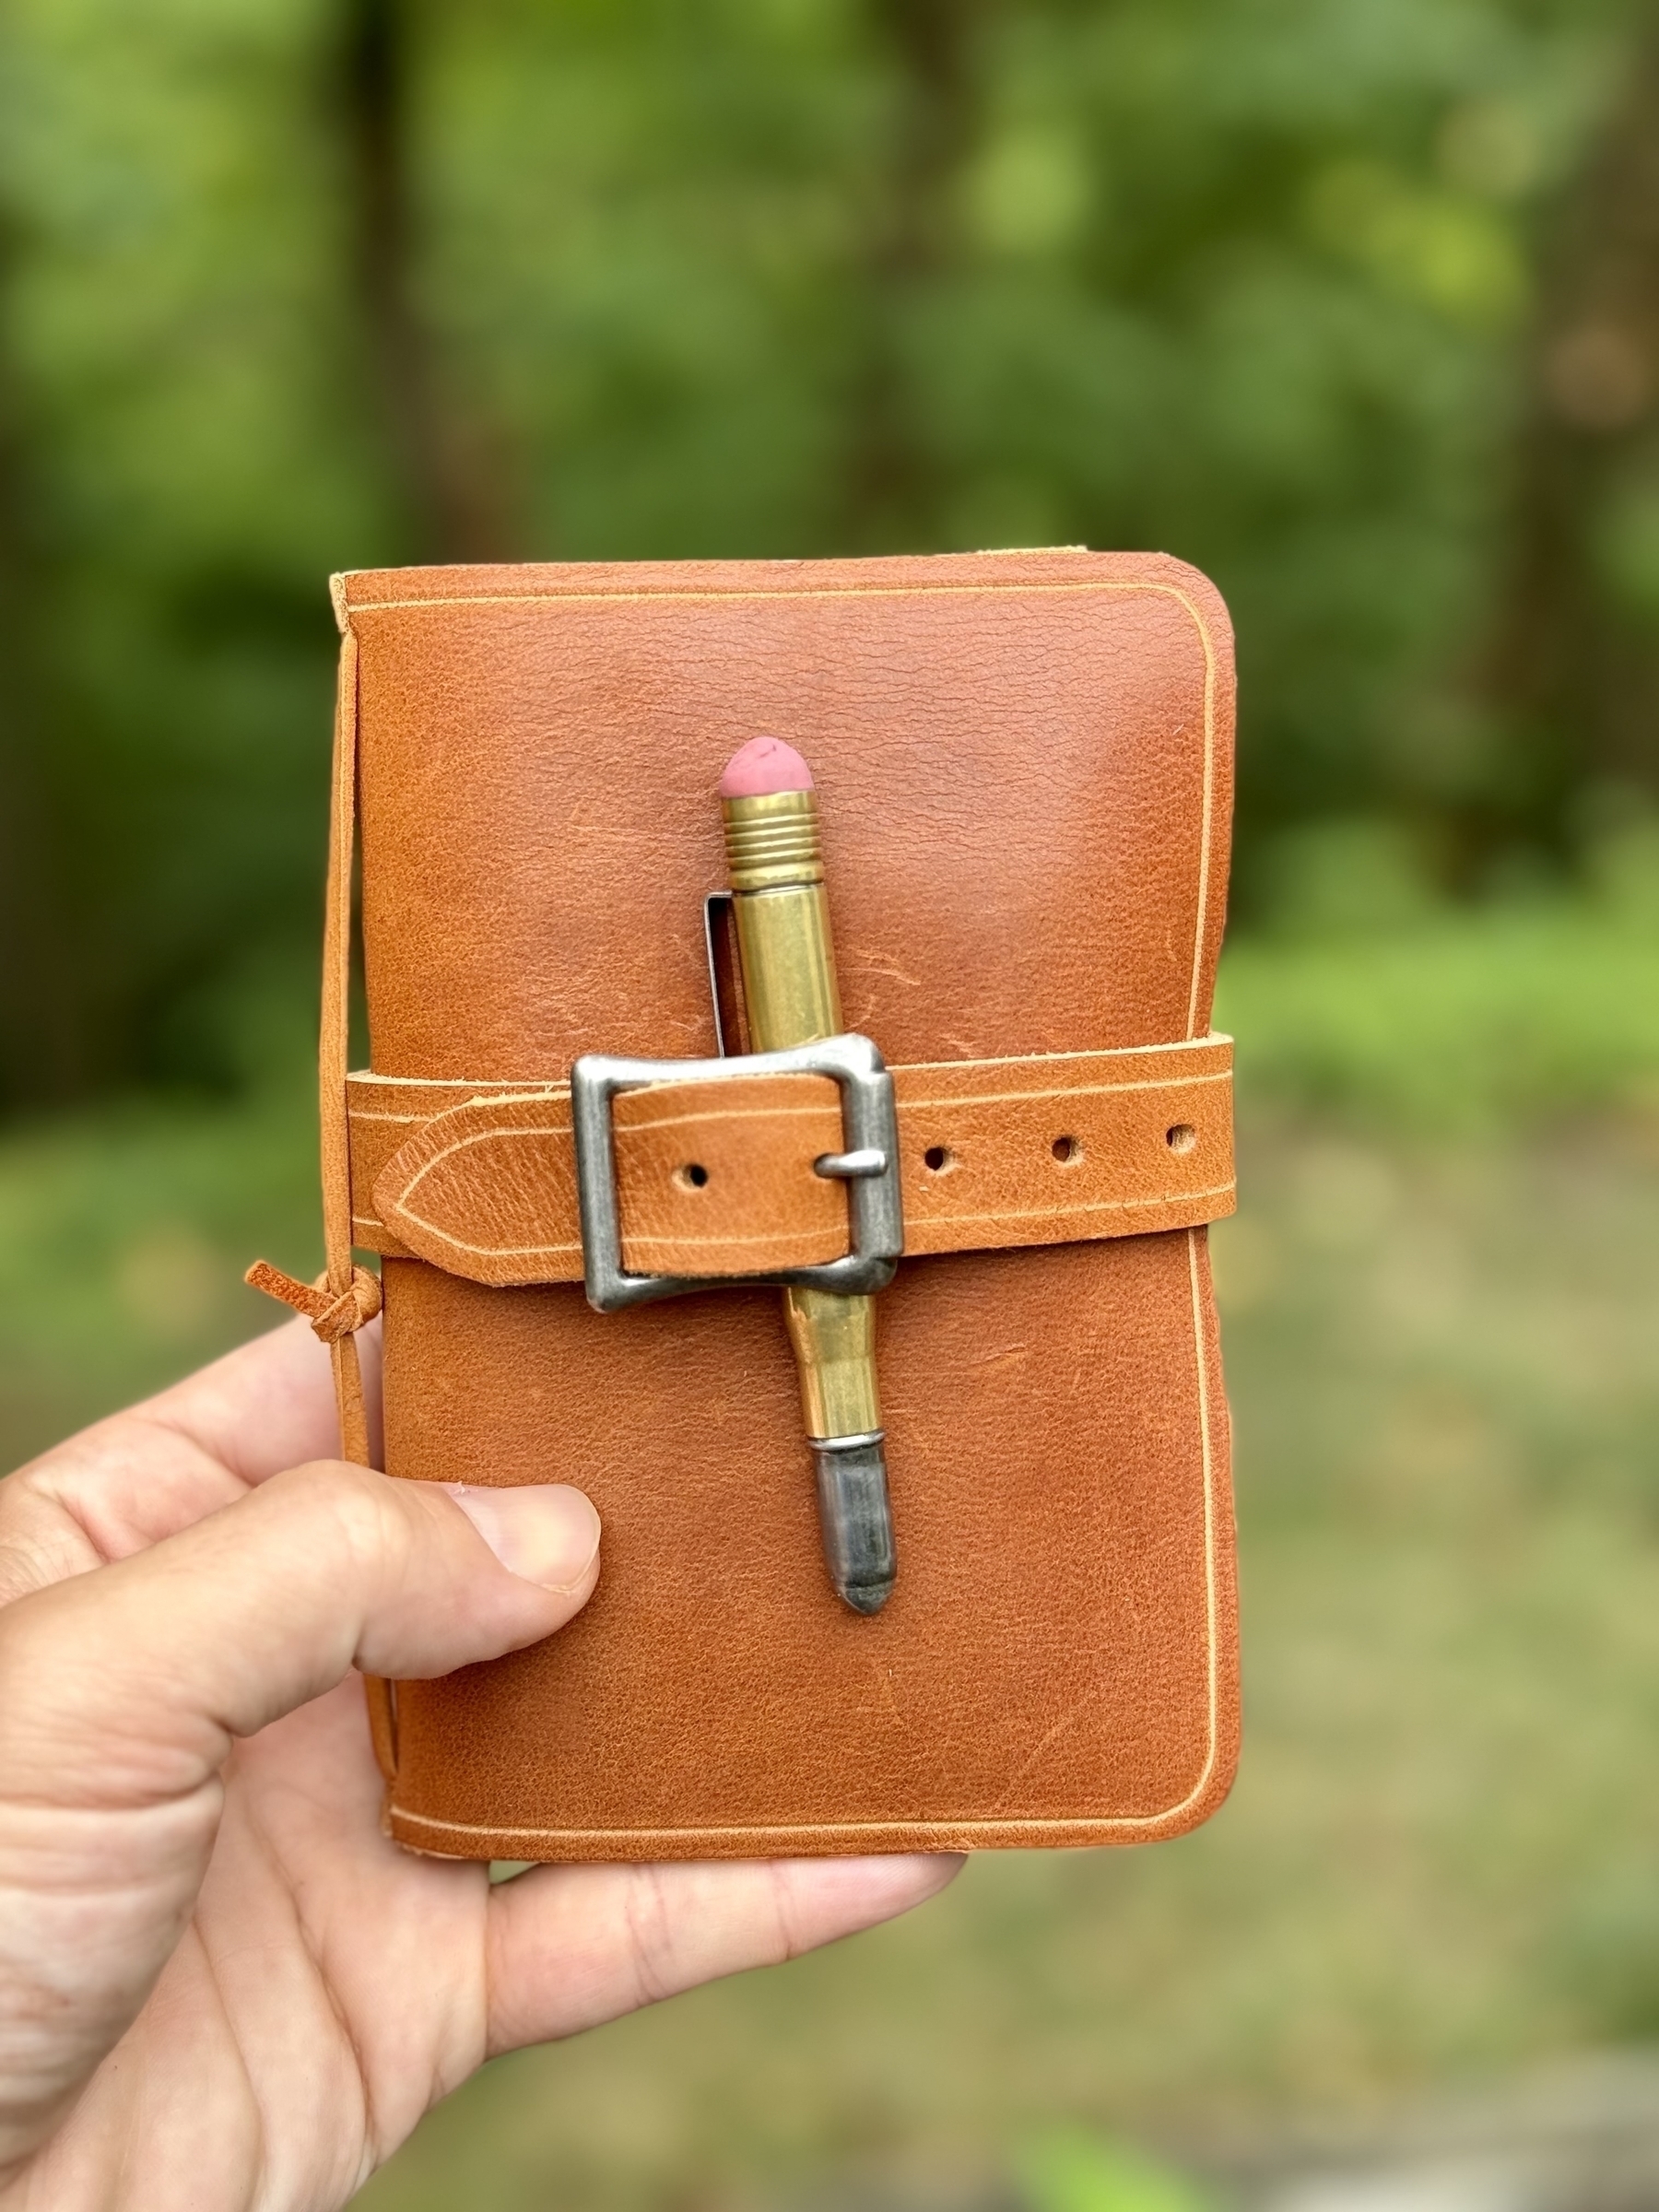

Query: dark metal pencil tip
(810, 1431), (897, 1616)
(840, 1575), (895, 1615)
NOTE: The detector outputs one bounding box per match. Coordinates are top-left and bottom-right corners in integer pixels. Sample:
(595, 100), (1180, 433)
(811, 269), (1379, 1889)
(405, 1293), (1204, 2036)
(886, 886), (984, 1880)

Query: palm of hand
(0, 1321), (957, 2212)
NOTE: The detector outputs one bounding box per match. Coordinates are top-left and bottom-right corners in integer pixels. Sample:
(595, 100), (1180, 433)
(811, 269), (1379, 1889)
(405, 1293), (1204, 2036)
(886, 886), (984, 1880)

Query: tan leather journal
(258, 548), (1240, 1862)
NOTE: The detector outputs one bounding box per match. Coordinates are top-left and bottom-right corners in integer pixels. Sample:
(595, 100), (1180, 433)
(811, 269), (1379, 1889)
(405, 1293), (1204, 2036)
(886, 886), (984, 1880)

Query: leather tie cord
(243, 1260), (383, 1344)
(316, 626), (373, 1465)
(245, 622), (400, 1781)
(248, 627), (377, 1458)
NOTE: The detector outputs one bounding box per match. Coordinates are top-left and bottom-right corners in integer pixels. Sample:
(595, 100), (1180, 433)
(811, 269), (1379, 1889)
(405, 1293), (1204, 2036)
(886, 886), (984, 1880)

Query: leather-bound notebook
(273, 548), (1240, 1862)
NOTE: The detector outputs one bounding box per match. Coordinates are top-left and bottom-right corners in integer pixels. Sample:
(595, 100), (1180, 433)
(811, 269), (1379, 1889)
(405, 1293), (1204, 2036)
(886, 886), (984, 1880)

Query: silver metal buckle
(571, 1032), (904, 1313)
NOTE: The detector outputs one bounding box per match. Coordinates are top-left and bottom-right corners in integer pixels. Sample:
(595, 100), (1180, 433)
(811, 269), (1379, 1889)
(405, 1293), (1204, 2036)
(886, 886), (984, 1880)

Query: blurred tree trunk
(337, 0), (516, 561)
(0, 218), (88, 1107)
(841, 0), (987, 548)
(1476, 2), (1659, 862)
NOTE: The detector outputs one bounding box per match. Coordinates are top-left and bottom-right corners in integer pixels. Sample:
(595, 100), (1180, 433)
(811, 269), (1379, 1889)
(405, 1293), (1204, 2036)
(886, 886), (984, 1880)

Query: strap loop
(245, 1260), (383, 1343)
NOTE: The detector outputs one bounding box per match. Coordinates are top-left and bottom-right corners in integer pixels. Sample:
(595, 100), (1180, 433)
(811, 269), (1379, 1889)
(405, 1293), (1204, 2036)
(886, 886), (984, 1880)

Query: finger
(0, 1467), (600, 1809)
(0, 1317), (381, 1601)
(145, 1308), (383, 1487)
(485, 1853), (963, 2053)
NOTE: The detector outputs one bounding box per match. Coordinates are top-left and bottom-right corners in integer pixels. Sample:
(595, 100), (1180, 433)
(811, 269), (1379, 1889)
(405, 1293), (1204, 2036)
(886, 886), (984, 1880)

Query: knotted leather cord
(324, 632), (400, 1775)
(248, 631), (377, 1434)
(242, 1259), (382, 1342)
(248, 625), (400, 1782)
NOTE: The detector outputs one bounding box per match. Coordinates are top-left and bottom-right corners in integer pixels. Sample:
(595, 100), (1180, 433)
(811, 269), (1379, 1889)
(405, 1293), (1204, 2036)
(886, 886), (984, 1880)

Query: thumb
(0, 1465), (601, 1799)
(0, 1465), (598, 2176)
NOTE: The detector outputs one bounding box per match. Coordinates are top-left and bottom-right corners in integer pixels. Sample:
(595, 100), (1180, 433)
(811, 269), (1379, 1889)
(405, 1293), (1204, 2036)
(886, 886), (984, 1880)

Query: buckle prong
(814, 1147), (888, 1180)
(571, 1033), (904, 1314)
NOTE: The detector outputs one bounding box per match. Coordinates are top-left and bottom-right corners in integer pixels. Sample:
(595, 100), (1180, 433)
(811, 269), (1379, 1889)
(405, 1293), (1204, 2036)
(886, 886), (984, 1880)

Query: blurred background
(6, 0), (1659, 2206)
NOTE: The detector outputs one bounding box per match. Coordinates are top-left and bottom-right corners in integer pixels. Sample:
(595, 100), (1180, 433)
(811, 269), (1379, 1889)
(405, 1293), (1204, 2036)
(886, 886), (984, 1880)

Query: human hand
(0, 1319), (960, 2210)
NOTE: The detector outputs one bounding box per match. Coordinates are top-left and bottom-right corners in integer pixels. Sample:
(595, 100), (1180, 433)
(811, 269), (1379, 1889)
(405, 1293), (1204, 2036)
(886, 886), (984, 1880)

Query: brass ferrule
(784, 1286), (881, 1438)
(722, 789), (825, 891)
(722, 790), (841, 1058)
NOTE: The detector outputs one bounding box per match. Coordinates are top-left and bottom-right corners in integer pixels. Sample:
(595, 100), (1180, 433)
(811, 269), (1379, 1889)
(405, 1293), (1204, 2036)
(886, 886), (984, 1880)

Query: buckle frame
(571, 1032), (904, 1313)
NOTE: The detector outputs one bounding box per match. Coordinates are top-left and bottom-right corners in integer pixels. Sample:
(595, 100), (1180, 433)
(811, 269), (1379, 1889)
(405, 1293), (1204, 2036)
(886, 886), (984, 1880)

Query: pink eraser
(719, 735), (815, 798)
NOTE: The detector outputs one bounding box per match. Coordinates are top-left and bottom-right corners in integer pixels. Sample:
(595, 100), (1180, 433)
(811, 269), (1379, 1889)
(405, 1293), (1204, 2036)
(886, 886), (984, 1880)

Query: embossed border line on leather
(331, 553), (1240, 1849)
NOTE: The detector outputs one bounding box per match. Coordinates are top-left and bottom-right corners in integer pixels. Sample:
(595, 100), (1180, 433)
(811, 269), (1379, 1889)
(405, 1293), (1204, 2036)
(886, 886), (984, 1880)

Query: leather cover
(332, 548), (1239, 1861)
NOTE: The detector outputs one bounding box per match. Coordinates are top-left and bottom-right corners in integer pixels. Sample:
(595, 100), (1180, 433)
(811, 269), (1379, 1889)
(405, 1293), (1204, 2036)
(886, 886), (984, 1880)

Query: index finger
(0, 1315), (377, 1596)
(144, 1307), (380, 1485)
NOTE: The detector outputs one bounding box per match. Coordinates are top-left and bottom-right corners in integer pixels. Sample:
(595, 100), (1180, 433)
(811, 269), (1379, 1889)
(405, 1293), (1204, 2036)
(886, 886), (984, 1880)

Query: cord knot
(244, 1260), (382, 1342)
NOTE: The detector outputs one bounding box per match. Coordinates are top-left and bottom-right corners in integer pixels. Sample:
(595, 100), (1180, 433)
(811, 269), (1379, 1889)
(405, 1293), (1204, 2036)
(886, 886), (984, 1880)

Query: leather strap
(345, 1036), (1234, 1288)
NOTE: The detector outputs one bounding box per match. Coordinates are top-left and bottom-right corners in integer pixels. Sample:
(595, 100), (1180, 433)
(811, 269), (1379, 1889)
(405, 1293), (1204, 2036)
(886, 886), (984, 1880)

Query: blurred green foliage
(1017, 2132), (1212, 2212)
(5, 0), (1659, 1110)
(0, 959), (318, 1464)
(1218, 818), (1659, 1129)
